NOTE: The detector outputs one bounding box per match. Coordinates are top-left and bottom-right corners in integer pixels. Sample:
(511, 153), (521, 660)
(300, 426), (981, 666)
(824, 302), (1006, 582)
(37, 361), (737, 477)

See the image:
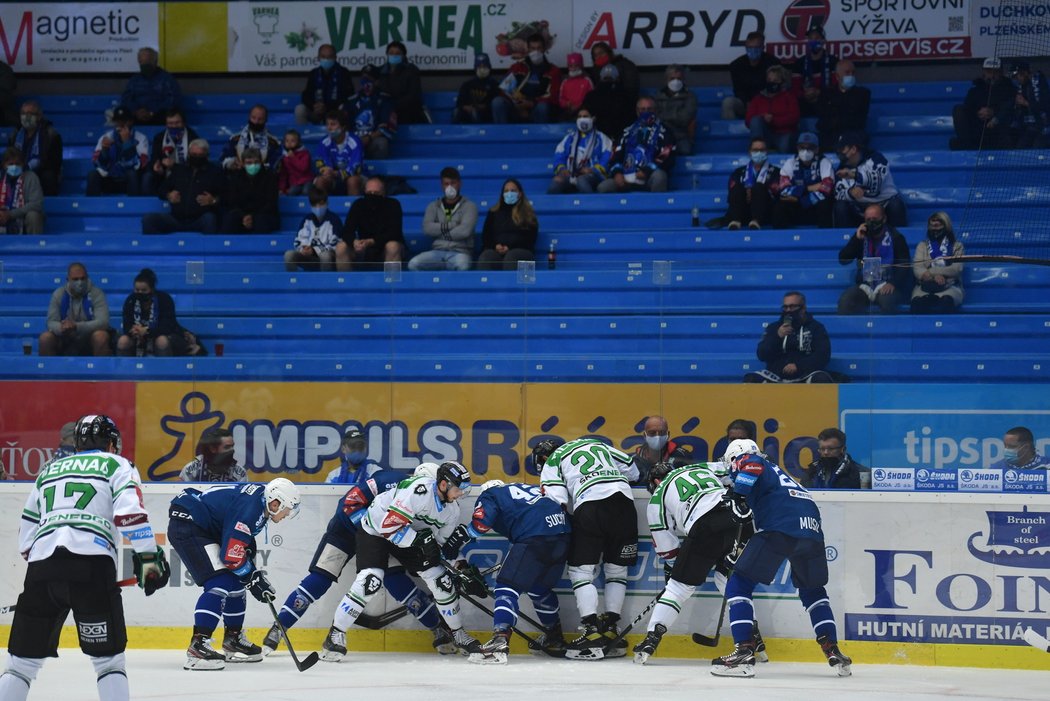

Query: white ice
(7, 650), (1046, 701)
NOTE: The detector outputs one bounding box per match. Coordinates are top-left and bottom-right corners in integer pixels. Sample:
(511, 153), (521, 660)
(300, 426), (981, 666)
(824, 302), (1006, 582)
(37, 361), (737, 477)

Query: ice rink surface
(9, 649), (1046, 701)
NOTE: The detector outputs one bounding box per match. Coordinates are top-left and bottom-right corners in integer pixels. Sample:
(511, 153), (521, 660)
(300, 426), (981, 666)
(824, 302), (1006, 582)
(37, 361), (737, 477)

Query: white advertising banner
(0, 4), (158, 73)
(227, 0), (573, 73)
(970, 0), (1050, 60)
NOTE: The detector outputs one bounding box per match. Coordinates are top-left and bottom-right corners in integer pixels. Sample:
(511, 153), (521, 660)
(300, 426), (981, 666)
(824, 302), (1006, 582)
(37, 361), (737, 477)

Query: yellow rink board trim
(6, 626), (1048, 670)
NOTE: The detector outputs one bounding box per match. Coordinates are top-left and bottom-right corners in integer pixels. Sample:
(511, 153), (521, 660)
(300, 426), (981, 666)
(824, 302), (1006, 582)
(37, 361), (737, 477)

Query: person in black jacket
(116, 268), (186, 356)
(142, 139), (226, 234)
(722, 31), (780, 120)
(816, 60), (870, 152)
(837, 203), (911, 314)
(745, 291), (833, 384)
(951, 57), (1015, 150)
(143, 108), (198, 195)
(378, 41), (425, 124)
(295, 44), (355, 125)
(9, 100), (63, 196)
(800, 428), (870, 489)
(335, 176), (405, 271)
(630, 414), (693, 486)
(477, 178), (538, 271)
(221, 148), (279, 233)
(454, 53), (501, 124)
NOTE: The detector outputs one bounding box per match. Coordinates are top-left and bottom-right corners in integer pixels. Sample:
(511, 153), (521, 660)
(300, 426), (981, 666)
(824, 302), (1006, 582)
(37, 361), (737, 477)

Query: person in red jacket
(745, 65), (799, 154)
(277, 129), (313, 196)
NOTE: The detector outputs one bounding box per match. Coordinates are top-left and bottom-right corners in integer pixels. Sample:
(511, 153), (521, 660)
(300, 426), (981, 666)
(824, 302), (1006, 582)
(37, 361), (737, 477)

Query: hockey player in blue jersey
(167, 478), (301, 670)
(711, 439), (852, 678)
(447, 479), (571, 664)
(260, 466), (458, 659)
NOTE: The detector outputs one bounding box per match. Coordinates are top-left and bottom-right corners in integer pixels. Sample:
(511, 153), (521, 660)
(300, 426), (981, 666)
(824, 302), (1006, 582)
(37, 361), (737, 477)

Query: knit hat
(474, 53), (491, 68)
(797, 132), (819, 147)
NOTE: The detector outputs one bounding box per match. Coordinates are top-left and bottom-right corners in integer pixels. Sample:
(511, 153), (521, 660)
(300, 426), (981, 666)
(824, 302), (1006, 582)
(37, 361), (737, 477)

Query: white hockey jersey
(19, 449), (158, 564)
(540, 437), (639, 511)
(361, 474), (463, 548)
(647, 463), (728, 559)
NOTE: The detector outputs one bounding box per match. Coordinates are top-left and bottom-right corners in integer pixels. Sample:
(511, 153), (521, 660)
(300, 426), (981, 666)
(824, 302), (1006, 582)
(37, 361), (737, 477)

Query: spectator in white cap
(950, 57), (1015, 150)
(773, 131), (834, 228)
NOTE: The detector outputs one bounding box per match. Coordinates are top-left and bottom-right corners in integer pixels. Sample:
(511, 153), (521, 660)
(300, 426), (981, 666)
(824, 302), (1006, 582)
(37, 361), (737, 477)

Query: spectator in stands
(221, 104), (281, 172)
(144, 108), (198, 195)
(295, 44), (355, 125)
(548, 107), (613, 195)
(723, 137), (779, 230)
(800, 428), (870, 489)
(378, 41), (426, 124)
(142, 139), (225, 234)
(631, 414), (693, 486)
(454, 53), (501, 124)
(772, 131), (834, 229)
(744, 290), (833, 384)
(408, 167), (477, 271)
(654, 64), (698, 156)
(326, 428), (380, 483)
(39, 262), (112, 357)
(598, 96), (674, 194)
(313, 110), (364, 196)
(991, 426), (1050, 470)
(493, 34), (561, 123)
(951, 57), (1015, 150)
(911, 211), (964, 314)
(837, 203), (911, 315)
(116, 268), (186, 357)
(746, 64), (799, 154)
(816, 60), (870, 151)
(1009, 61), (1050, 148)
(221, 148), (279, 234)
(559, 53), (593, 117)
(582, 64), (635, 139)
(87, 107), (149, 196)
(789, 25), (838, 119)
(343, 64), (397, 160)
(119, 47), (180, 126)
(833, 130), (907, 227)
(0, 59), (16, 128)
(335, 176), (405, 271)
(10, 100), (62, 196)
(53, 422), (78, 462)
(723, 31), (780, 120)
(277, 129), (313, 196)
(180, 427), (247, 482)
(284, 187), (342, 271)
(0, 147), (44, 234)
(478, 178), (538, 271)
(588, 42), (639, 104)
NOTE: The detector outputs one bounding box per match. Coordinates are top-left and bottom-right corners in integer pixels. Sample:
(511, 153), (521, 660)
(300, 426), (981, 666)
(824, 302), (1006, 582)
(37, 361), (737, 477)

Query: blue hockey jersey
(332, 468), (410, 530)
(731, 453), (823, 541)
(467, 483), (570, 542)
(169, 483), (269, 575)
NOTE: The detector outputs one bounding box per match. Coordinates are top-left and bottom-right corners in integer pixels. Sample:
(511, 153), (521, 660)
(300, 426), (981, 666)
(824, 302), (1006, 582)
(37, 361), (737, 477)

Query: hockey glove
(404, 528), (441, 572)
(453, 562), (489, 598)
(133, 546), (171, 596)
(724, 490), (753, 524)
(441, 524), (473, 561)
(246, 569), (276, 603)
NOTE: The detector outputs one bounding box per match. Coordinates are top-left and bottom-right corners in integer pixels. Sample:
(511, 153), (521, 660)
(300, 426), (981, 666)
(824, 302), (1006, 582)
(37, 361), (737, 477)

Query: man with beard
(180, 428), (247, 482)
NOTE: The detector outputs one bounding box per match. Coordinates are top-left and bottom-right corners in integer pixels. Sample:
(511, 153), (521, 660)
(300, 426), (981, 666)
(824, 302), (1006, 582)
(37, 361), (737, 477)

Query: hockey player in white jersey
(320, 461), (482, 660)
(535, 437), (639, 660)
(0, 414), (170, 701)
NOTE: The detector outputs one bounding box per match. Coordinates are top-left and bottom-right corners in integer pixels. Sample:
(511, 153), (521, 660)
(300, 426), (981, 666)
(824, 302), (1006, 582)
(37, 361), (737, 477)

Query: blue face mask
(746, 47), (763, 61)
(311, 205), (327, 219)
(502, 190), (520, 206)
(345, 450), (367, 465)
(841, 75), (856, 89)
(750, 151), (767, 164)
(808, 40), (824, 53)
(387, 54), (403, 66)
(1004, 448), (1020, 464)
(6, 165), (22, 177)
(319, 58), (336, 70)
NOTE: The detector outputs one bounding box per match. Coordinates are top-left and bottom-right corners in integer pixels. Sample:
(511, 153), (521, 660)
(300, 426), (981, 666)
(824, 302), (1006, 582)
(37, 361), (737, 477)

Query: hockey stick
(454, 588), (564, 658)
(600, 590), (664, 656)
(1023, 627), (1050, 652)
(265, 600), (320, 672)
(1, 577), (138, 615)
(356, 563), (503, 630)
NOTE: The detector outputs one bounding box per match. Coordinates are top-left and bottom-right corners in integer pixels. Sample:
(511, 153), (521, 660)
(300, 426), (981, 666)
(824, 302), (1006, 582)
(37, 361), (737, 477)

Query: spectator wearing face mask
(9, 100), (63, 196)
(816, 60), (870, 151)
(630, 415), (693, 486)
(789, 25), (838, 119)
(744, 291), (833, 384)
(0, 146), (44, 234)
(221, 147), (279, 234)
(951, 57), (1016, 150)
(144, 108), (199, 196)
(582, 64), (635, 139)
(588, 41), (639, 104)
(654, 64), (698, 156)
(801, 429), (869, 489)
(87, 106), (149, 196)
(837, 202), (911, 315)
(142, 139), (225, 234)
(325, 429), (381, 483)
(342, 64), (397, 160)
(277, 129), (313, 196)
(548, 107), (613, 194)
(335, 176), (405, 271)
(295, 44), (355, 125)
(39, 262), (113, 357)
(723, 31), (780, 120)
(377, 41), (426, 124)
(116, 268), (186, 356)
(454, 54), (501, 124)
(711, 137), (780, 230)
(911, 211), (964, 314)
(746, 65), (799, 154)
(221, 104), (281, 172)
(313, 110), (364, 196)
(285, 187), (343, 272)
(1008, 61), (1050, 148)
(559, 53), (594, 117)
(478, 178), (538, 270)
(772, 132), (833, 229)
(598, 96), (675, 193)
(180, 428), (247, 482)
(493, 33), (562, 123)
(833, 131), (907, 227)
(409, 167), (478, 271)
(118, 47), (181, 126)
(990, 427), (1050, 470)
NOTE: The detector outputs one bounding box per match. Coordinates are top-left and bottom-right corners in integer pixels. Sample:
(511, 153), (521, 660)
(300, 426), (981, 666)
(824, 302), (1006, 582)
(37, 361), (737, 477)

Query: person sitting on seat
(833, 131), (907, 227)
(9, 100), (63, 196)
(454, 53), (501, 124)
(408, 167), (478, 272)
(342, 64), (397, 160)
(744, 291), (833, 384)
(598, 96), (674, 193)
(493, 34), (561, 124)
(654, 65), (697, 156)
(116, 268), (187, 357)
(558, 53), (593, 117)
(816, 60), (870, 151)
(722, 31), (780, 120)
(711, 138), (780, 230)
(1009, 61), (1050, 149)
(87, 106), (149, 196)
(951, 57), (1015, 150)
(313, 110), (364, 196)
(221, 147), (279, 234)
(910, 211), (965, 314)
(39, 262), (113, 357)
(477, 179), (538, 271)
(377, 41), (426, 124)
(141, 139), (225, 234)
(277, 129), (313, 196)
(836, 203), (911, 315)
(547, 107), (613, 195)
(335, 176), (405, 271)
(745, 65), (799, 154)
(284, 187), (343, 272)
(118, 47), (181, 126)
(220, 104), (281, 172)
(772, 132), (833, 229)
(295, 44), (355, 125)
(144, 108), (199, 196)
(0, 147), (44, 234)
(788, 25), (838, 119)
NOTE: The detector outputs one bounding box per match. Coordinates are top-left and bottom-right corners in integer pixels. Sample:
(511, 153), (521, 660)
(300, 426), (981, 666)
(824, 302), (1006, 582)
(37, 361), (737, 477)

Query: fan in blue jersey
(260, 466), (459, 660)
(452, 480), (571, 664)
(710, 439), (852, 679)
(167, 478), (301, 670)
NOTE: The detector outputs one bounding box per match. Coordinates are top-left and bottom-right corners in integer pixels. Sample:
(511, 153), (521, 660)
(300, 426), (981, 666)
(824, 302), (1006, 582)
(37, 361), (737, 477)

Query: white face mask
(443, 184), (458, 200)
(569, 68), (583, 77)
(645, 434), (669, 451)
(798, 149), (815, 162)
(576, 117), (593, 132)
(668, 78), (684, 93)
(528, 50), (544, 64)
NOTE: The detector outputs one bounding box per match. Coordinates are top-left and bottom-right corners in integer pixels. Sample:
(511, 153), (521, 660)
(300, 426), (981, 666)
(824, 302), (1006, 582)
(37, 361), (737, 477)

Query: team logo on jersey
(620, 543), (639, 559)
(472, 504), (486, 521)
(414, 484), (428, 495)
(226, 541), (247, 564)
(381, 510), (411, 530)
(78, 620), (109, 644)
(234, 521), (251, 534)
(741, 461), (764, 476)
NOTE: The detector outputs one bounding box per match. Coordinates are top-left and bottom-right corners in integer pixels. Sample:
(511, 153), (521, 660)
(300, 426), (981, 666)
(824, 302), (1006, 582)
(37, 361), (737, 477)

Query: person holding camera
(837, 203), (911, 315)
(745, 291), (833, 384)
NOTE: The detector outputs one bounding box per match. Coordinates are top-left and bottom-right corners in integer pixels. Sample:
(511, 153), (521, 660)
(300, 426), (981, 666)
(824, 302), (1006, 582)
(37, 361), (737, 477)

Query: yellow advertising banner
(134, 382), (836, 483)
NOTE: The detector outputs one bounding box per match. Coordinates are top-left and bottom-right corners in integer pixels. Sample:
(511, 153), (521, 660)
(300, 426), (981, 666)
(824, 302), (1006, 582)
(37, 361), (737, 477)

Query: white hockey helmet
(723, 438), (761, 467)
(265, 477), (302, 519)
(413, 462), (440, 479)
(477, 479), (505, 494)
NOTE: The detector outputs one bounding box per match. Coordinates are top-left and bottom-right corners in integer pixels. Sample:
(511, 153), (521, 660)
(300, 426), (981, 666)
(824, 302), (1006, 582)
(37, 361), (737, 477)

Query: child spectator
(559, 53), (593, 117)
(313, 110), (364, 196)
(87, 107), (149, 196)
(277, 129), (312, 196)
(284, 187), (342, 271)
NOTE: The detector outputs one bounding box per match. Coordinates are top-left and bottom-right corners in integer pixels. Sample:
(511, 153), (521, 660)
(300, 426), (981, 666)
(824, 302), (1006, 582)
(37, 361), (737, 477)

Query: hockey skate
(564, 615), (606, 661)
(260, 623), (282, 657)
(598, 612), (628, 658)
(468, 630), (510, 665)
(528, 622), (566, 657)
(431, 623), (458, 655)
(452, 627), (483, 655)
(753, 623), (769, 663)
(320, 625), (347, 662)
(184, 633), (226, 671)
(222, 628), (263, 663)
(817, 635), (852, 676)
(632, 624), (666, 665)
(710, 640), (757, 678)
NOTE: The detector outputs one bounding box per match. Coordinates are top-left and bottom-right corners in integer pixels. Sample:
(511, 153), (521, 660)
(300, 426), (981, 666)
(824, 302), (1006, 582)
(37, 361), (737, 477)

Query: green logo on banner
(323, 5), (482, 53)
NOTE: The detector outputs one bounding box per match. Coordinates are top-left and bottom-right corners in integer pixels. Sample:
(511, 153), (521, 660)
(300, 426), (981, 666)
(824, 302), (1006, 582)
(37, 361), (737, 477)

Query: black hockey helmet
(436, 460), (472, 491)
(647, 461), (676, 494)
(73, 414), (122, 454)
(531, 438), (564, 468)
